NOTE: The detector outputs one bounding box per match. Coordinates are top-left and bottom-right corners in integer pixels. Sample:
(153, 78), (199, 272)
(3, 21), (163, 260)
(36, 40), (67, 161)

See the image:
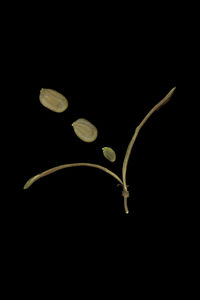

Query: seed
(39, 89), (68, 113)
(72, 118), (98, 143)
(102, 147), (116, 162)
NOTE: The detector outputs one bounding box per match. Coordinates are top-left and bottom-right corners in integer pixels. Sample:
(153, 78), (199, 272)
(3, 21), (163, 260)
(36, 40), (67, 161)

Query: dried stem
(24, 162), (123, 190)
(122, 87), (176, 212)
(24, 87), (176, 214)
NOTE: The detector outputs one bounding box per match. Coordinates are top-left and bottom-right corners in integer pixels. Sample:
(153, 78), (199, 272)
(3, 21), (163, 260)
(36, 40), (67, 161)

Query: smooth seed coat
(72, 118), (98, 143)
(39, 89), (68, 113)
(102, 147), (116, 162)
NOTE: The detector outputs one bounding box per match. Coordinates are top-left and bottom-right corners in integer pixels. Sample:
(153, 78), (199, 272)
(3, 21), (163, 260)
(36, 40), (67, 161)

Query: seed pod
(102, 147), (116, 162)
(72, 118), (98, 143)
(39, 89), (68, 113)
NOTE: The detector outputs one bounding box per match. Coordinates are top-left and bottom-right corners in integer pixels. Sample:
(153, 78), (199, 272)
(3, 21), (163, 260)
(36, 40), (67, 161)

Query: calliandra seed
(39, 89), (68, 113)
(102, 147), (116, 162)
(72, 118), (98, 143)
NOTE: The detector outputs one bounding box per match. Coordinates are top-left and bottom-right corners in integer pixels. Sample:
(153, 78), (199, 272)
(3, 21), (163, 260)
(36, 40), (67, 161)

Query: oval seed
(102, 147), (116, 162)
(72, 118), (98, 143)
(39, 88), (68, 113)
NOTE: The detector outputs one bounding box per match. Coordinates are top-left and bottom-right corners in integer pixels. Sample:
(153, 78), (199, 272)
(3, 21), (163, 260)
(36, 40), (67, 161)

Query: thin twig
(122, 87), (176, 212)
(24, 162), (123, 190)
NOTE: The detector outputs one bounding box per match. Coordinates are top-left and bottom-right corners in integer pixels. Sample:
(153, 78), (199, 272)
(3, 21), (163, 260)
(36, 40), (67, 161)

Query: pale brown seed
(72, 118), (98, 143)
(39, 89), (68, 113)
(102, 147), (116, 162)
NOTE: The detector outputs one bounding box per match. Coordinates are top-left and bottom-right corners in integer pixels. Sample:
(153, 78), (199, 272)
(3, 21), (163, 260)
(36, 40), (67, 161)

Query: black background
(2, 4), (194, 295)
(13, 65), (179, 223)
(9, 53), (181, 257)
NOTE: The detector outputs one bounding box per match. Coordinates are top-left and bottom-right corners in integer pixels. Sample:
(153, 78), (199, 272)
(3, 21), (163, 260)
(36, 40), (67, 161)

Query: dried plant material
(24, 163), (123, 190)
(25, 87), (176, 214)
(39, 89), (68, 113)
(24, 175), (41, 190)
(72, 118), (98, 143)
(121, 87), (176, 213)
(102, 147), (116, 162)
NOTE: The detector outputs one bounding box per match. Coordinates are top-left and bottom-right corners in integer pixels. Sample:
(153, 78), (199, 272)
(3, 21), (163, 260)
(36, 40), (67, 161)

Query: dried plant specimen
(40, 89), (69, 113)
(72, 118), (98, 143)
(102, 147), (116, 162)
(24, 87), (176, 214)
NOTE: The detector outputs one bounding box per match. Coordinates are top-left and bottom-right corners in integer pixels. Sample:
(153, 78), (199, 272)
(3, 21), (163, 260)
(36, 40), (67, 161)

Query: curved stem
(24, 162), (123, 190)
(122, 87), (176, 210)
(122, 87), (176, 188)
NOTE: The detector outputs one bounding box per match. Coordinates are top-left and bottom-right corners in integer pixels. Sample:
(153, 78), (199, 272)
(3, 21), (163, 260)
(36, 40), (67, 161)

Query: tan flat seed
(102, 147), (116, 162)
(72, 118), (98, 143)
(39, 89), (68, 113)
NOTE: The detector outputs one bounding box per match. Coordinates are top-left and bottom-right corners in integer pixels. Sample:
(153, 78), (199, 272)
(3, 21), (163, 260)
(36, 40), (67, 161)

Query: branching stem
(121, 87), (176, 213)
(24, 87), (176, 214)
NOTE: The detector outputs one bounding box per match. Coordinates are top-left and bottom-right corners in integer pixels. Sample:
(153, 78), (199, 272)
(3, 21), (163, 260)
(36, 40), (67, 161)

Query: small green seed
(102, 147), (116, 162)
(39, 89), (68, 113)
(72, 118), (98, 143)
